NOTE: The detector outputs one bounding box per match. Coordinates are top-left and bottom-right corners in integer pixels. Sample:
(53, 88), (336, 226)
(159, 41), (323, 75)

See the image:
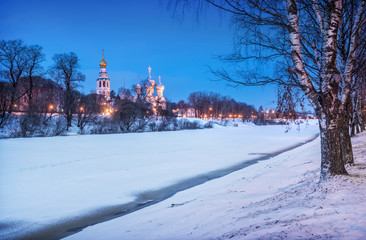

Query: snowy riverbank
(65, 131), (366, 240)
(67, 133), (366, 240)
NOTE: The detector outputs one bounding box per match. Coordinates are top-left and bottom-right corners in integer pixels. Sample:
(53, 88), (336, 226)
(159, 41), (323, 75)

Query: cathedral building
(96, 51), (110, 100)
(95, 52), (166, 111)
(135, 66), (166, 110)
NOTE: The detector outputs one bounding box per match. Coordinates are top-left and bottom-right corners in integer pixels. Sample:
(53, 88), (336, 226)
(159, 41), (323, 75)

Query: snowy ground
(0, 120), (331, 239)
(64, 130), (366, 240)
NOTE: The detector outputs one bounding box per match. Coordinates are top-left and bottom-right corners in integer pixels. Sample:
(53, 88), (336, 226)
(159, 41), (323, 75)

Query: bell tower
(96, 50), (110, 100)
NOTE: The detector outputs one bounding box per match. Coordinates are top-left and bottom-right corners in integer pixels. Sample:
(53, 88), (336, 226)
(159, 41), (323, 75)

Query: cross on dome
(99, 49), (107, 68)
(148, 66), (152, 79)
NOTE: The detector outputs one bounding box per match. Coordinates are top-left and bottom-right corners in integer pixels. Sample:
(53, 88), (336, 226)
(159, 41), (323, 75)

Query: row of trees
(173, 91), (257, 119)
(174, 0), (366, 179)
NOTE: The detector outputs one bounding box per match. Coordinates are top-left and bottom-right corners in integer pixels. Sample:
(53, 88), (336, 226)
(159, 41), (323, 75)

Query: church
(96, 52), (166, 110)
(96, 51), (110, 100)
(134, 66), (167, 110)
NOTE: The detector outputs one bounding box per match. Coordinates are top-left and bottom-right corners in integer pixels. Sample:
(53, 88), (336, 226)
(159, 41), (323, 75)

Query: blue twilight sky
(1, 0), (277, 108)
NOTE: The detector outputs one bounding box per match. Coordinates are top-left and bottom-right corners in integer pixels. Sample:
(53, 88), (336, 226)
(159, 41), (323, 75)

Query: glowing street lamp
(80, 107), (84, 111)
(49, 105), (54, 110)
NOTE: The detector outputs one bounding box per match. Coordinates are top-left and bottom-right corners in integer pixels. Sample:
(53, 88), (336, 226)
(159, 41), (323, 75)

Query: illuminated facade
(135, 66), (166, 110)
(95, 52), (166, 112)
(96, 51), (110, 100)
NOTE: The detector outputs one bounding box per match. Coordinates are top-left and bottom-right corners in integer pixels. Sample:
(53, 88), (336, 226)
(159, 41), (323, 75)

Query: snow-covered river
(0, 122), (319, 239)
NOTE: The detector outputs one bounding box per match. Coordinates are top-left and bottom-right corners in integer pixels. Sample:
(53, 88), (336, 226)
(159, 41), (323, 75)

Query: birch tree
(174, 0), (366, 180)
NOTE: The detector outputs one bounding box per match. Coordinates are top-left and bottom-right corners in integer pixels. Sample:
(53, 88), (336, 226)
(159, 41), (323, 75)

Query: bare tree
(351, 65), (366, 135)
(0, 82), (13, 127)
(174, 0), (366, 180)
(0, 40), (28, 126)
(51, 52), (85, 130)
(0, 40), (46, 128)
(24, 44), (44, 108)
(76, 93), (103, 131)
(113, 99), (152, 132)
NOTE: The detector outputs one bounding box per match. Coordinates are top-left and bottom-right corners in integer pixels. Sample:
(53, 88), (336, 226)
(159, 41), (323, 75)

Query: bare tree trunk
(350, 93), (357, 136)
(28, 75), (33, 109)
(318, 112), (348, 180)
(340, 101), (354, 164)
(351, 120), (356, 136)
(360, 106), (365, 132)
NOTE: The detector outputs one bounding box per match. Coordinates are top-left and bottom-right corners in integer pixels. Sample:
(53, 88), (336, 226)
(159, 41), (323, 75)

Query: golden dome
(156, 76), (164, 90)
(99, 54), (107, 68)
(156, 83), (164, 90)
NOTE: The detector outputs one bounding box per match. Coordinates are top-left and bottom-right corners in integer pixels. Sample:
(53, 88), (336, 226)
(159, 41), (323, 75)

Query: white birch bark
(286, 0), (347, 179)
